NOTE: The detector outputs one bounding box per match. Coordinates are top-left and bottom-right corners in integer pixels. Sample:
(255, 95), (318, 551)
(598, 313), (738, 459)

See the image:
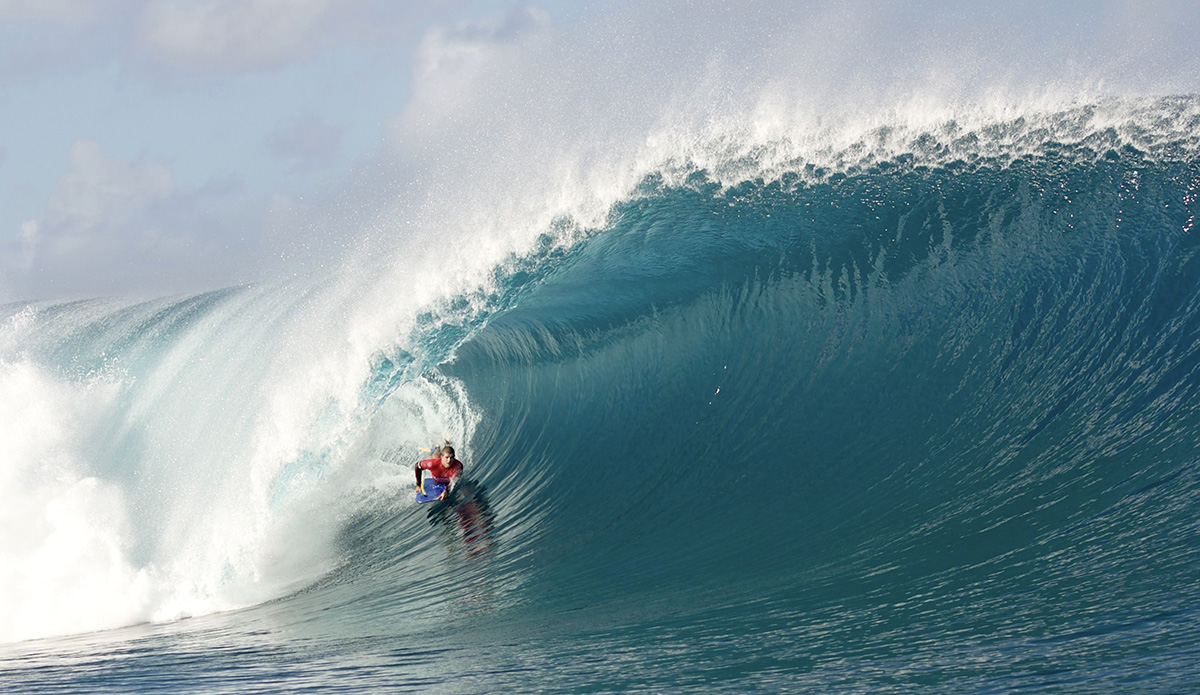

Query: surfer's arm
(415, 462), (424, 489)
(439, 474), (457, 500)
(438, 466), (462, 500)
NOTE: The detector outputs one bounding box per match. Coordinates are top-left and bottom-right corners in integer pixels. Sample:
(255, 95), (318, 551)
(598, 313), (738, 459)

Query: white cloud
(137, 0), (334, 70)
(0, 0), (431, 78)
(393, 5), (552, 146)
(135, 0), (403, 71)
(0, 0), (105, 23)
(43, 140), (174, 252)
(3, 140), (260, 300)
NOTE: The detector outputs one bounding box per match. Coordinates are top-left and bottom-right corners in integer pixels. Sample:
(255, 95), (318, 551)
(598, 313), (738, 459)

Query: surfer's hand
(438, 489), (448, 501)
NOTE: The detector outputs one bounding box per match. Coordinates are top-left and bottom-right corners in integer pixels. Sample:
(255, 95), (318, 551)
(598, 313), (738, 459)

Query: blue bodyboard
(416, 478), (448, 504)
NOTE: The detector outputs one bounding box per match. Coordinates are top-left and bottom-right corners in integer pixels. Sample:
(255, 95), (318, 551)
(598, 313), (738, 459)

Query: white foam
(0, 359), (160, 643)
(0, 278), (481, 643)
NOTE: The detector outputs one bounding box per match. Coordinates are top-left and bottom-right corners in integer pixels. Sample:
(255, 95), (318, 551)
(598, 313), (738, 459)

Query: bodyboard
(416, 478), (448, 504)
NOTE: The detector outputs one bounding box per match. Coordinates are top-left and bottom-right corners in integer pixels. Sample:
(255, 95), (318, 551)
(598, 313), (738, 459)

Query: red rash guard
(418, 457), (463, 483)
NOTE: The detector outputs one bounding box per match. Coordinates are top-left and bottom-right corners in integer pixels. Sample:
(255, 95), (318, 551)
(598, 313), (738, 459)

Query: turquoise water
(2, 100), (1200, 692)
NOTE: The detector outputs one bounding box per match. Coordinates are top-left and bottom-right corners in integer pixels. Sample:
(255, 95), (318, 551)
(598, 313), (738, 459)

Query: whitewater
(3, 93), (1200, 692)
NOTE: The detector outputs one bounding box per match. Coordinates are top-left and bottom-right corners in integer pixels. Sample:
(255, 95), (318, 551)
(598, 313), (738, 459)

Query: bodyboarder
(415, 444), (464, 501)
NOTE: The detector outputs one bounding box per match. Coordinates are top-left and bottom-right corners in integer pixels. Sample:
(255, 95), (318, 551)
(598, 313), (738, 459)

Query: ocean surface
(3, 97), (1200, 693)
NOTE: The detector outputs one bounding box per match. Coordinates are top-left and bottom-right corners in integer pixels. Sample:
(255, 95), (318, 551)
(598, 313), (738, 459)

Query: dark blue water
(3, 101), (1200, 692)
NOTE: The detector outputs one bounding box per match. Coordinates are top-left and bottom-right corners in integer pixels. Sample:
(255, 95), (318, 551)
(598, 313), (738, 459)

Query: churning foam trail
(0, 358), (156, 643)
(0, 276), (482, 643)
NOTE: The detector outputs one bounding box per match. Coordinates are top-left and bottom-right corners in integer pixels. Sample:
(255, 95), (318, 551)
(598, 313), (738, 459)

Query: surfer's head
(441, 445), (456, 462)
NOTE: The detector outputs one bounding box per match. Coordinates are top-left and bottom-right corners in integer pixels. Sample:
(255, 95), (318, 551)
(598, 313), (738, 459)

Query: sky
(2, 0), (1199, 303)
(0, 0), (591, 301)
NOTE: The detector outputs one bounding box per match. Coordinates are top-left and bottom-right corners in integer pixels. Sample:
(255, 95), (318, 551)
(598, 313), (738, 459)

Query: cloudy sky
(2, 0), (1198, 303)
(0, 0), (592, 301)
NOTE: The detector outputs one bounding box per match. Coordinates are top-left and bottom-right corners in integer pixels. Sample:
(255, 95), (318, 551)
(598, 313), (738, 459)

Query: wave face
(3, 100), (1200, 693)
